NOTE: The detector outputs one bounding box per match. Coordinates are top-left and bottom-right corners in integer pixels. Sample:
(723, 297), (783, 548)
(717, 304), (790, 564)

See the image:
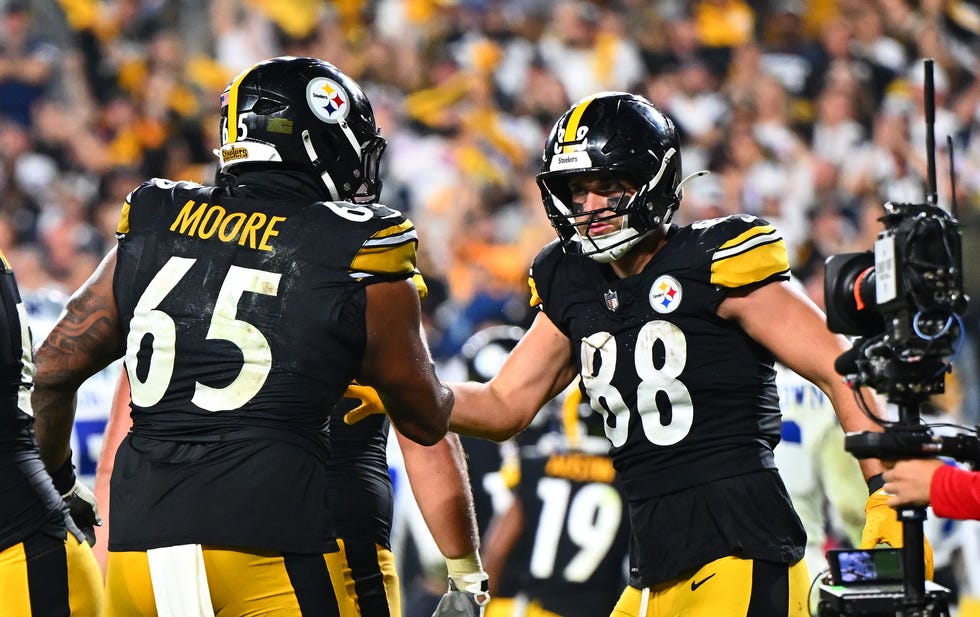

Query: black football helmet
(216, 56), (386, 203)
(536, 92), (692, 263)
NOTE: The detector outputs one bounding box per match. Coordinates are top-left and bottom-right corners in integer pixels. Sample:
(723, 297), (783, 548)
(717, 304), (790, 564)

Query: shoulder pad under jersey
(118, 178), (205, 236)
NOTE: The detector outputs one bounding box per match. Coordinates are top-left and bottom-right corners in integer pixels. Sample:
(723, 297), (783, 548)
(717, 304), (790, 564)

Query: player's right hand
(51, 456), (102, 546)
(61, 478), (102, 547)
(342, 382), (386, 425)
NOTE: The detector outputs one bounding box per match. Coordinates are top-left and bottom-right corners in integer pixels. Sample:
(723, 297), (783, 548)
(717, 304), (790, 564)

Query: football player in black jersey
(31, 57), (456, 615)
(95, 372), (489, 616)
(446, 92), (931, 615)
(0, 248), (103, 616)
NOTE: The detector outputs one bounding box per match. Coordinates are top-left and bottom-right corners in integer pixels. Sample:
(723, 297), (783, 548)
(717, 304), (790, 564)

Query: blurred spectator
(692, 0), (754, 61)
(0, 0), (58, 128)
(537, 1), (644, 103)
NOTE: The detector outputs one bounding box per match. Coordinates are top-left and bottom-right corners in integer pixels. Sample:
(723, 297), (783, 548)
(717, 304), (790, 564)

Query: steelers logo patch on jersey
(306, 77), (350, 124)
(650, 275), (682, 313)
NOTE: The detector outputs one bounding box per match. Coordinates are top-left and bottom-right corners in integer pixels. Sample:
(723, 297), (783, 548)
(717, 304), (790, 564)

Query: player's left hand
(862, 487), (934, 580)
(431, 574), (490, 617)
(342, 382), (386, 425)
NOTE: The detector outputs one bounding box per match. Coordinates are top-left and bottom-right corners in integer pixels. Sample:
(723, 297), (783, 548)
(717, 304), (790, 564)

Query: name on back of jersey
(169, 199), (286, 251)
(545, 453), (616, 484)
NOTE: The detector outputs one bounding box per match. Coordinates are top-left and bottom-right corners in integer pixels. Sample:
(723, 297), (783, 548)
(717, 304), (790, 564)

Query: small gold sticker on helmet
(267, 118), (294, 134)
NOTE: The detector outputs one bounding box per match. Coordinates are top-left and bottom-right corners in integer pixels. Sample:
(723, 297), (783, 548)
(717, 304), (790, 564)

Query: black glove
(51, 455), (102, 546)
(431, 575), (490, 617)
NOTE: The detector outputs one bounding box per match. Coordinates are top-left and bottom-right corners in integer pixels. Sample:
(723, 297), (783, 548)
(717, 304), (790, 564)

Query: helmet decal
(222, 63), (255, 145)
(558, 94), (597, 154)
(307, 77), (351, 124)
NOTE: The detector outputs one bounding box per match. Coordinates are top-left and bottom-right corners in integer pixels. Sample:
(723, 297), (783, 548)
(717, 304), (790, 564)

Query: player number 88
(580, 321), (693, 448)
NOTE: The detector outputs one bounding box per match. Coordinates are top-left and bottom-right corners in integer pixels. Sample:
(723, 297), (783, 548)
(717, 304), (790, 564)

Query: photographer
(883, 459), (980, 520)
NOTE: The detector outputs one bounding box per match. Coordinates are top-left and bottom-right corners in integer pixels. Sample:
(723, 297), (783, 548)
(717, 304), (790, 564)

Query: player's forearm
(399, 431), (480, 558)
(448, 381), (534, 441)
(31, 343), (81, 471)
(824, 380), (888, 481)
(31, 391), (76, 470)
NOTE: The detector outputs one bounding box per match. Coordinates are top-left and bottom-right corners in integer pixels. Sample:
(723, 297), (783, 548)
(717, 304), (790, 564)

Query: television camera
(818, 59), (978, 617)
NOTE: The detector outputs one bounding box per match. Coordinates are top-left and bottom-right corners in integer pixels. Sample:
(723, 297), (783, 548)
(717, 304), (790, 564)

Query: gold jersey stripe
(710, 237), (789, 288)
(350, 242), (418, 277)
(117, 200), (132, 234)
(0, 248), (9, 270)
(561, 94), (599, 154)
(365, 220), (415, 243)
(714, 224), (780, 259)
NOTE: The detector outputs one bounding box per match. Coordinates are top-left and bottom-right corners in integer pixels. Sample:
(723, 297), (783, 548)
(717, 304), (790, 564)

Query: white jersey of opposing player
(774, 363), (866, 577)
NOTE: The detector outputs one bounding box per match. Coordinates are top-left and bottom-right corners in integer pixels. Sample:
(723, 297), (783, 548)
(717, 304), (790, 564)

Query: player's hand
(51, 455), (102, 546)
(431, 574), (490, 617)
(61, 478), (102, 546)
(862, 488), (934, 580)
(342, 382), (386, 425)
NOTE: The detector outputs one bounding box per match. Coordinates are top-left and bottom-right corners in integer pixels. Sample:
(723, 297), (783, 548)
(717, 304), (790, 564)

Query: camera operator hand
(861, 476), (934, 580)
(882, 459), (944, 508)
(884, 458), (980, 521)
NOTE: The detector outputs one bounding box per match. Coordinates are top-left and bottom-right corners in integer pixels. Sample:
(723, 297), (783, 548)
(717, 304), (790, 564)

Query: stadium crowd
(2, 0), (980, 614)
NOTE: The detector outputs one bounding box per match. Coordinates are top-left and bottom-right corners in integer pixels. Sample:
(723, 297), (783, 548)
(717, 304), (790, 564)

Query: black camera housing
(824, 201), (967, 399)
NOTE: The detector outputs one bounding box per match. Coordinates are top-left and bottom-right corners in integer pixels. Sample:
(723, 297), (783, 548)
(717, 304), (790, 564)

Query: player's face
(567, 175), (637, 238)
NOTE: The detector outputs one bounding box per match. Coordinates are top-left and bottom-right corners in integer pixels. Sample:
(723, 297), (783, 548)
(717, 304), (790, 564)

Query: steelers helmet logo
(306, 77), (350, 124)
(650, 275), (682, 314)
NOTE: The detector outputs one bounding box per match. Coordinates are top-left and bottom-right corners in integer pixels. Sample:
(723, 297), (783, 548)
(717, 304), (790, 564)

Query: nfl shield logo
(604, 289), (619, 311)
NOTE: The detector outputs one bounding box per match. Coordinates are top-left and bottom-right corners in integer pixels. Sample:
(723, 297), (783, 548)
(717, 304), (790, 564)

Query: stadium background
(2, 0), (980, 613)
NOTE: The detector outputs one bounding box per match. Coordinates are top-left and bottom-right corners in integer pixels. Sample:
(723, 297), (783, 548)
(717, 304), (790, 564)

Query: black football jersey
(530, 215), (789, 499)
(109, 176), (421, 552)
(0, 250), (70, 550)
(530, 216), (806, 584)
(508, 448), (629, 616)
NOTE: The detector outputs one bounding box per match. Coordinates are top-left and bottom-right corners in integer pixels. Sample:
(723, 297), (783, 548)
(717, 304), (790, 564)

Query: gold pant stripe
(0, 541), (31, 616)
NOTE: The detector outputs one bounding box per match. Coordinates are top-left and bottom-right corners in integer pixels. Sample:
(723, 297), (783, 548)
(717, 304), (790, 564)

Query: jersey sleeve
(116, 180), (158, 237)
(528, 240), (564, 311)
(347, 215), (427, 298)
(706, 216), (790, 289)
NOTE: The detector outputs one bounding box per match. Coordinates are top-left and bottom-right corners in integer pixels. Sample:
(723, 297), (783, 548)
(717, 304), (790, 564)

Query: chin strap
(302, 130), (340, 201)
